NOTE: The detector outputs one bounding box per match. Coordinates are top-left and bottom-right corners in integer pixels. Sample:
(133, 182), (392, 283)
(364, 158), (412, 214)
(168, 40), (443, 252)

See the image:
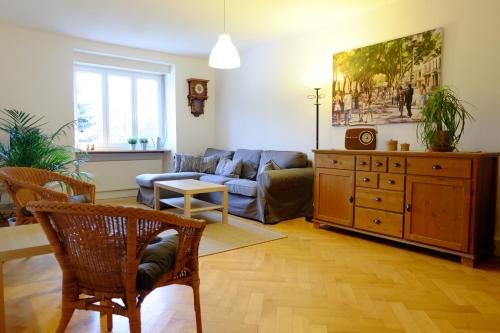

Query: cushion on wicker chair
(68, 194), (92, 203)
(21, 207), (33, 217)
(137, 234), (179, 290)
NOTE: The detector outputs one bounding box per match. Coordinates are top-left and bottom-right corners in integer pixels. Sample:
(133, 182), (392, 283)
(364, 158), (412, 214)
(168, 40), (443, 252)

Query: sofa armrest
(257, 167), (314, 190)
(256, 167), (314, 224)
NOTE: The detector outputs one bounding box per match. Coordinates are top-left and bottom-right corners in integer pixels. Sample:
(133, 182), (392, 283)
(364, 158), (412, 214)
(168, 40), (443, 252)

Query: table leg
(0, 262), (6, 333)
(154, 184), (160, 211)
(222, 189), (228, 224)
(184, 194), (191, 218)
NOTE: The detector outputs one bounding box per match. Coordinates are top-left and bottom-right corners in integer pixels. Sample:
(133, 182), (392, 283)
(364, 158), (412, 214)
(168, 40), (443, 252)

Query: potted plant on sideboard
(417, 86), (474, 152)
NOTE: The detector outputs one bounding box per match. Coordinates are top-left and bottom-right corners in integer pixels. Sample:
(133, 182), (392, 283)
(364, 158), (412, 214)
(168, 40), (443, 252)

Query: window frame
(74, 64), (166, 149)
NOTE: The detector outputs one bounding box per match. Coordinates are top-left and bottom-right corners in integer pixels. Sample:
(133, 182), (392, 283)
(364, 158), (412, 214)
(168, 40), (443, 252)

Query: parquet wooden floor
(3, 197), (500, 332)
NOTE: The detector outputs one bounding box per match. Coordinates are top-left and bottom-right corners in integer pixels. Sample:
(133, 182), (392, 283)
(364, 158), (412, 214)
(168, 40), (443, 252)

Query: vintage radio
(345, 127), (377, 150)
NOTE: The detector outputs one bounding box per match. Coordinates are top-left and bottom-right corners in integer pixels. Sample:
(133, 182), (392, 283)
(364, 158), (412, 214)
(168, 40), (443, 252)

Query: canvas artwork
(332, 28), (443, 126)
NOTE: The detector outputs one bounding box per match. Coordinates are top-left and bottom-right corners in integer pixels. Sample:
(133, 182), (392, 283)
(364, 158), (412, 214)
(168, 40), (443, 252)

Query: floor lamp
(308, 88), (325, 149)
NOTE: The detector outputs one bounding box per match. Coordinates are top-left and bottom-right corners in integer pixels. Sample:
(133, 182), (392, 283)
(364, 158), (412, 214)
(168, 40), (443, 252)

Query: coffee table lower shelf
(160, 197), (223, 213)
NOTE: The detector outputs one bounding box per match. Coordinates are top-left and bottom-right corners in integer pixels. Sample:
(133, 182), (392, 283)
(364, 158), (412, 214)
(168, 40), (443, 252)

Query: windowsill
(76, 149), (171, 162)
(82, 149), (170, 154)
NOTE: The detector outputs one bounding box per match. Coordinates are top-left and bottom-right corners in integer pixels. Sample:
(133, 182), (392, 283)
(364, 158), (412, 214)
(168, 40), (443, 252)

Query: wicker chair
(0, 167), (95, 225)
(27, 201), (206, 333)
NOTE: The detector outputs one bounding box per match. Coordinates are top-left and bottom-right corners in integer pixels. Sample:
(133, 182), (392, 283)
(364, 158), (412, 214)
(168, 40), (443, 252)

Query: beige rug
(97, 199), (286, 256)
(161, 210), (286, 256)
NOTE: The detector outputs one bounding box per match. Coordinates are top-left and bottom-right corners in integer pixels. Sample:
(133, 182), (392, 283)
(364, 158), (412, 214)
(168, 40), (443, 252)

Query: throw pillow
(260, 159), (281, 173)
(179, 154), (201, 172)
(215, 158), (243, 178)
(240, 161), (258, 180)
(173, 153), (183, 172)
(199, 155), (219, 174)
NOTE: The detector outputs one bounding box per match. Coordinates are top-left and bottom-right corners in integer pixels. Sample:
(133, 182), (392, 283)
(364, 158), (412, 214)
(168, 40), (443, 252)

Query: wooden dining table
(0, 224), (52, 333)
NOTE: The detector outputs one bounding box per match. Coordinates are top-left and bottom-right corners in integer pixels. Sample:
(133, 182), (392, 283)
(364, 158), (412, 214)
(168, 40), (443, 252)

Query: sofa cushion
(173, 153), (183, 172)
(137, 234), (179, 291)
(199, 174), (232, 185)
(136, 172), (204, 188)
(260, 159), (281, 173)
(233, 149), (262, 180)
(199, 155), (219, 174)
(225, 179), (258, 197)
(179, 154), (201, 172)
(258, 151), (308, 173)
(215, 158), (242, 178)
(204, 148), (234, 159)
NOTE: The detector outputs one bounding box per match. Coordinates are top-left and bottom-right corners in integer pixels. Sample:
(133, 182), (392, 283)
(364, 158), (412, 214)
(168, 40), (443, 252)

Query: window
(74, 64), (165, 148)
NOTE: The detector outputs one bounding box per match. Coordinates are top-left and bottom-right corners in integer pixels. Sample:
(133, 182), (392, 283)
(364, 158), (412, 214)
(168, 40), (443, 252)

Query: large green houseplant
(0, 109), (91, 178)
(0, 109), (92, 225)
(417, 86), (474, 152)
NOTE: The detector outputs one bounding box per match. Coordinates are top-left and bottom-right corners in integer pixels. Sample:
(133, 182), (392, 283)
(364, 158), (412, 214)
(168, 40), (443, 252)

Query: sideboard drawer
(315, 154), (355, 170)
(371, 156), (388, 172)
(356, 172), (378, 188)
(379, 173), (405, 191)
(355, 207), (403, 238)
(406, 158), (471, 178)
(355, 188), (404, 213)
(388, 156), (406, 174)
(356, 155), (371, 171)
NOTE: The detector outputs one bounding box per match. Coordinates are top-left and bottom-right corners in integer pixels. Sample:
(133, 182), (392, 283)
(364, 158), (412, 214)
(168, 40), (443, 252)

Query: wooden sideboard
(313, 150), (499, 266)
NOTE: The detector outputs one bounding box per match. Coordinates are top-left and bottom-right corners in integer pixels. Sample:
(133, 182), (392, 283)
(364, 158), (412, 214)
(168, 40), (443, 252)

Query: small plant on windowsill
(127, 137), (138, 150)
(139, 137), (149, 150)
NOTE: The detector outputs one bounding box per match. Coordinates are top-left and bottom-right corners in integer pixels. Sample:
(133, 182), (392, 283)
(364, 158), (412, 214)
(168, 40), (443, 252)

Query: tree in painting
(332, 29), (442, 126)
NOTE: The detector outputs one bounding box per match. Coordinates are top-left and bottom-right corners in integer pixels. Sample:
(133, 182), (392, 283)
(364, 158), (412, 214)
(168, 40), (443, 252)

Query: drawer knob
(432, 164), (442, 170)
(375, 161), (383, 167)
(358, 161), (367, 166)
(406, 203), (411, 212)
(393, 162), (401, 168)
(332, 160), (338, 164)
(349, 196), (354, 203)
(372, 218), (381, 225)
(374, 197), (382, 202)
(387, 179), (396, 185)
(363, 177), (370, 182)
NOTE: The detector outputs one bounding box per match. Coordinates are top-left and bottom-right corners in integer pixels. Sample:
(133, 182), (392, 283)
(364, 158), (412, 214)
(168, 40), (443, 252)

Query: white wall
(216, 0), (500, 240)
(0, 24), (217, 195)
(216, 0), (500, 153)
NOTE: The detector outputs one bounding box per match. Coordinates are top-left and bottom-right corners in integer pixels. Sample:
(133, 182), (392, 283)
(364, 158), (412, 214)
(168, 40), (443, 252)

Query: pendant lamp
(209, 0), (240, 69)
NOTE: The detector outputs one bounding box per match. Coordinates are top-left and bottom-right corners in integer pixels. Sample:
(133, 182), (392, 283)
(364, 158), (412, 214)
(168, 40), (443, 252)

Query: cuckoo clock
(187, 78), (209, 117)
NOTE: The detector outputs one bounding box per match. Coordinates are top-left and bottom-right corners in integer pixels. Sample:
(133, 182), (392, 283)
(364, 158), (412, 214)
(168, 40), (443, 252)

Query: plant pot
(430, 130), (454, 152)
(130, 143), (137, 150)
(141, 143), (148, 150)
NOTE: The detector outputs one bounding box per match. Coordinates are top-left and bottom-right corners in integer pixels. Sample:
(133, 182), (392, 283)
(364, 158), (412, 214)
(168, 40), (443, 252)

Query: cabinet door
(314, 168), (355, 227)
(404, 176), (470, 252)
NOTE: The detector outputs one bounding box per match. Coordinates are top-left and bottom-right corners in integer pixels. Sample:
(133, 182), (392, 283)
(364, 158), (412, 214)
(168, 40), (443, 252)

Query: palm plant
(416, 86), (474, 152)
(0, 109), (92, 180)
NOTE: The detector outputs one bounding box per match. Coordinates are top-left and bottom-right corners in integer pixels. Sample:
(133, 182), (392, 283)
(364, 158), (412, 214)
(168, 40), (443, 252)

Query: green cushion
(136, 234), (179, 291)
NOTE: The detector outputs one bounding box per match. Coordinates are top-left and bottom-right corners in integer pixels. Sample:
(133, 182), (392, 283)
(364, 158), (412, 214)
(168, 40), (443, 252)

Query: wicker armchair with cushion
(0, 167), (95, 225)
(27, 201), (206, 333)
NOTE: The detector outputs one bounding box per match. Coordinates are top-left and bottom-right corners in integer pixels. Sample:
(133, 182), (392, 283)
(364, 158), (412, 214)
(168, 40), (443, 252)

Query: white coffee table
(154, 179), (228, 224)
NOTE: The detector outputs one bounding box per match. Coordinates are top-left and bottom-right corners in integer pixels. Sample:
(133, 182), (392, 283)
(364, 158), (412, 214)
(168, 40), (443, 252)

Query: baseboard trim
(96, 189), (137, 200)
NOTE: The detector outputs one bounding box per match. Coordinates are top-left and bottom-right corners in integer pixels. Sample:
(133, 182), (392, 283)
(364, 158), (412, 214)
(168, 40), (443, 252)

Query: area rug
(160, 210), (286, 256)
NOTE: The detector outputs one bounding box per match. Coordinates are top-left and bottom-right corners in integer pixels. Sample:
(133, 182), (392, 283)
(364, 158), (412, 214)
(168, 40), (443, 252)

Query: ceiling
(0, 0), (394, 57)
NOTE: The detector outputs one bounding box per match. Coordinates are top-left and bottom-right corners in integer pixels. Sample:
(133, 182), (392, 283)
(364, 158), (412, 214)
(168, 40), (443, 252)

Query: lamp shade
(304, 69), (332, 89)
(209, 34), (241, 69)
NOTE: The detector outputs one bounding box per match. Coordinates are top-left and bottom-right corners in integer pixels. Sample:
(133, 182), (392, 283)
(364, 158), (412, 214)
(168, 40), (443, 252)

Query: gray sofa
(136, 148), (314, 224)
